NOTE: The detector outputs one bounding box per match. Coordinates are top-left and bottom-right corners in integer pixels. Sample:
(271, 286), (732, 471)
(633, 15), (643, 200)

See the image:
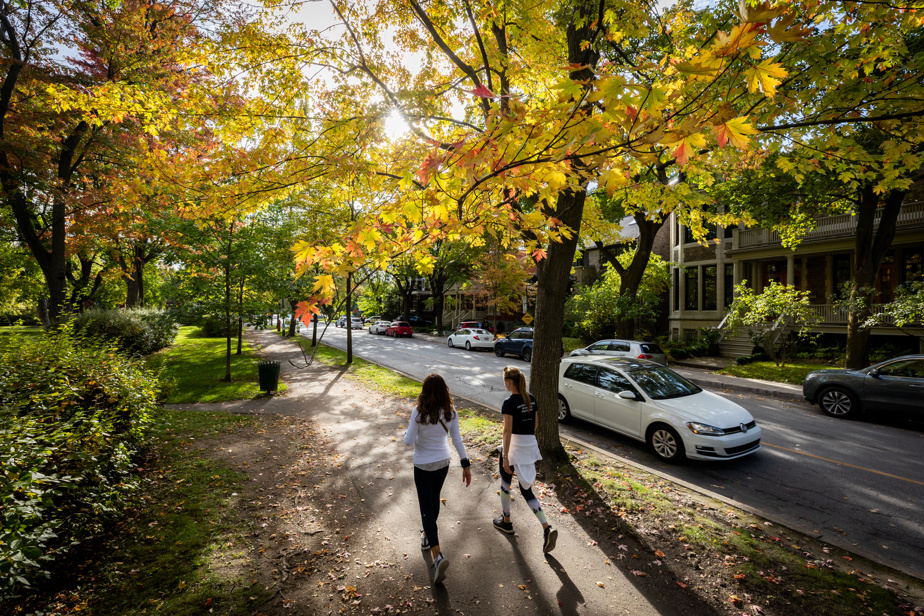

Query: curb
(681, 377), (807, 404)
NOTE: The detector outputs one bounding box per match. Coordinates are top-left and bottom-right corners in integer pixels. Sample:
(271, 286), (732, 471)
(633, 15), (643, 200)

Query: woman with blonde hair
(404, 374), (472, 584)
(493, 366), (557, 553)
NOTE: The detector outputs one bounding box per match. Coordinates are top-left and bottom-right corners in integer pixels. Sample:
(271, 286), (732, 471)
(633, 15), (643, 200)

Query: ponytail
(503, 366), (530, 408)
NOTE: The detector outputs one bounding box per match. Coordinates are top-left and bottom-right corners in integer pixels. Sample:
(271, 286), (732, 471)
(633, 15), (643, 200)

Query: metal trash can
(257, 360), (280, 394)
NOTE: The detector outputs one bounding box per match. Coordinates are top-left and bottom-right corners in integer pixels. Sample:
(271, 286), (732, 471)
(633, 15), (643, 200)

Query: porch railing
(808, 303), (894, 325)
(736, 201), (924, 249)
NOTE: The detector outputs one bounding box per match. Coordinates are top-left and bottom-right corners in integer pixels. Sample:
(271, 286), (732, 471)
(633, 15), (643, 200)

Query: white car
(349, 316), (363, 329)
(368, 320), (391, 334)
(447, 328), (495, 351)
(569, 339), (668, 366)
(558, 356), (761, 463)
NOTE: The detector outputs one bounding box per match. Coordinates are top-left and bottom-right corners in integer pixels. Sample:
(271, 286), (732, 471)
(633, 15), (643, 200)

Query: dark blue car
(802, 355), (924, 418)
(493, 328), (563, 362)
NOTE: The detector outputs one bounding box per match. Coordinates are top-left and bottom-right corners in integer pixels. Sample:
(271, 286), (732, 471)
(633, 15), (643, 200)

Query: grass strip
(716, 361), (835, 385)
(149, 326), (286, 404)
(283, 332), (422, 399)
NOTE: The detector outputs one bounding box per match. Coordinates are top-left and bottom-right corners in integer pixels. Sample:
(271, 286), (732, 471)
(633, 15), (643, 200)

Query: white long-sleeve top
(403, 407), (467, 466)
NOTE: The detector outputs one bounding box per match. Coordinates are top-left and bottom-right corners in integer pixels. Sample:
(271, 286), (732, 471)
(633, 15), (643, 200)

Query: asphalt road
(306, 324), (924, 580)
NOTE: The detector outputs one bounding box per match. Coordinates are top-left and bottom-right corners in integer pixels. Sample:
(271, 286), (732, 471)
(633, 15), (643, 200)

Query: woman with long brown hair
(403, 373), (471, 585)
(493, 366), (557, 553)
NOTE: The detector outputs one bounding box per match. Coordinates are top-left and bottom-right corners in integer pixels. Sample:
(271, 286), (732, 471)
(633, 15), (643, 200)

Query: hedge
(0, 328), (160, 601)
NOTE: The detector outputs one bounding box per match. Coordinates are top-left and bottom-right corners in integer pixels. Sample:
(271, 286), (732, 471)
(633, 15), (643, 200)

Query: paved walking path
(172, 329), (724, 616)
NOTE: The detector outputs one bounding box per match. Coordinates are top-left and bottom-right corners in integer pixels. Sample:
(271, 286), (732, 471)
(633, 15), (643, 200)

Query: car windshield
(640, 343), (663, 354)
(628, 367), (702, 400)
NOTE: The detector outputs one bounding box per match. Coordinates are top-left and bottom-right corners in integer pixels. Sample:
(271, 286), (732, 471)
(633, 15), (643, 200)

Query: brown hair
(416, 373), (455, 424)
(503, 366), (530, 408)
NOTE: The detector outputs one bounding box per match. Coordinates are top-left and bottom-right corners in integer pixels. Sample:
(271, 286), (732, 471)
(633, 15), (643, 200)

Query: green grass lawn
(285, 332), (422, 398)
(148, 326), (285, 404)
(0, 324), (45, 350)
(562, 336), (584, 354)
(716, 360), (839, 385)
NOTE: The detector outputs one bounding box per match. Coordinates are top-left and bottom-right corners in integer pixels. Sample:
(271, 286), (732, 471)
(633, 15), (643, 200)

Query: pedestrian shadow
(544, 554), (583, 616)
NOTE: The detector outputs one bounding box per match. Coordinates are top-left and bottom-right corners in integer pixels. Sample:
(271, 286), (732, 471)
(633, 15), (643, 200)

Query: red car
(456, 320), (495, 333)
(386, 321), (413, 337)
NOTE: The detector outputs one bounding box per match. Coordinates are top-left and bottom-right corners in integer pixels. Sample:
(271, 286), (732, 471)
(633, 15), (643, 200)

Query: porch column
(786, 253), (795, 286)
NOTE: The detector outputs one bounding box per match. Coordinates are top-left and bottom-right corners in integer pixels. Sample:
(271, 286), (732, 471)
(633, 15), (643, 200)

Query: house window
(683, 225), (718, 244)
(902, 248), (922, 283)
(703, 265), (717, 310)
(684, 267), (698, 311)
(833, 254), (851, 293)
(673, 268), (680, 311)
(724, 264), (735, 309)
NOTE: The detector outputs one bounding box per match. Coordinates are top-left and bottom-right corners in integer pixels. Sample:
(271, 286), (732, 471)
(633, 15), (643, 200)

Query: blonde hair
(503, 366), (530, 408)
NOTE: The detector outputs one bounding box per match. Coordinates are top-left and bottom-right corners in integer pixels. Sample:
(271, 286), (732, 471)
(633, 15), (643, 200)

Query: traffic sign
(522, 313), (534, 325)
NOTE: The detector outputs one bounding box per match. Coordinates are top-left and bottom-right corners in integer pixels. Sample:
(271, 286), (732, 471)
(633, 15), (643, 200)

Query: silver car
(569, 339), (668, 366)
(803, 355), (924, 419)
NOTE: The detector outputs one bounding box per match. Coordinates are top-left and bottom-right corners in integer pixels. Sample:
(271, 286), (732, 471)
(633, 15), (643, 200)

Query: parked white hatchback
(368, 320), (391, 335)
(558, 356), (761, 463)
(447, 328), (495, 351)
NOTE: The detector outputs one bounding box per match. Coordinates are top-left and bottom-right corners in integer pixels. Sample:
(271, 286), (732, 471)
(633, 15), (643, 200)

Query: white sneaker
(432, 553), (449, 584)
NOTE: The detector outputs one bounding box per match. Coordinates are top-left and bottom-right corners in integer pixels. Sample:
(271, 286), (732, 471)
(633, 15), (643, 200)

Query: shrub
(199, 314), (232, 337)
(0, 328), (159, 601)
(73, 307), (178, 355)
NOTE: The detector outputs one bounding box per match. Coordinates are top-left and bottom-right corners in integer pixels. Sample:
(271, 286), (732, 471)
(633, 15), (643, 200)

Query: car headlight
(686, 422), (725, 436)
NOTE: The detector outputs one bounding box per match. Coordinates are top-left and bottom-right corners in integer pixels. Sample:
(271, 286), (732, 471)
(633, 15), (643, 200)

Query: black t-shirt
(502, 393), (537, 435)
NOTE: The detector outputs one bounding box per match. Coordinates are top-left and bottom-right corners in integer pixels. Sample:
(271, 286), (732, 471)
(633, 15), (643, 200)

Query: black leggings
(414, 465), (449, 548)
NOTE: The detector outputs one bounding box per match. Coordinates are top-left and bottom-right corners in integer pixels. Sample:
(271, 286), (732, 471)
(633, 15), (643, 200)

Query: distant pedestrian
(493, 366), (557, 553)
(404, 374), (472, 584)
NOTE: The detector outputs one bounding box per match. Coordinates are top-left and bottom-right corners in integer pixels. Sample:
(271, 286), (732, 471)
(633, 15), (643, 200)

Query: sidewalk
(172, 328), (723, 616)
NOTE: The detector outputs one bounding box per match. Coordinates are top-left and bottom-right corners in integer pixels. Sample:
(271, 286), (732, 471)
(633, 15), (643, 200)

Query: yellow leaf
(312, 274), (336, 296)
(599, 169), (628, 195)
(745, 60), (788, 98)
(713, 117), (759, 149)
(543, 170), (567, 191)
(768, 12), (813, 43)
(738, 0), (783, 23)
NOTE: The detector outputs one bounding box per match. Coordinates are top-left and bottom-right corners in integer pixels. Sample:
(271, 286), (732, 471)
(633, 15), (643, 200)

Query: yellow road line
(763, 442), (924, 486)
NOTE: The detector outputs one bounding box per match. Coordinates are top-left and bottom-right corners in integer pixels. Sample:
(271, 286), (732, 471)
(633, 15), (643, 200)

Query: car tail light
(638, 354), (653, 360)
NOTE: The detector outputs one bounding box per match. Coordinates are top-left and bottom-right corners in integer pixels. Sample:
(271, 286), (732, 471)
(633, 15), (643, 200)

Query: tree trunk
(533, 188), (586, 466)
(845, 186), (904, 369)
(288, 298), (298, 337)
(236, 276), (245, 354)
(346, 272), (353, 364)
(223, 226), (234, 382)
(533, 0), (598, 467)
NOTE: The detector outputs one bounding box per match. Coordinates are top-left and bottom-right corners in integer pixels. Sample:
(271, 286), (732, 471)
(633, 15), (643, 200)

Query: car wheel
(448, 338), (454, 348)
(648, 424), (685, 463)
(465, 341), (471, 351)
(522, 347), (532, 362)
(494, 345), (504, 357)
(557, 396), (572, 423)
(818, 386), (861, 419)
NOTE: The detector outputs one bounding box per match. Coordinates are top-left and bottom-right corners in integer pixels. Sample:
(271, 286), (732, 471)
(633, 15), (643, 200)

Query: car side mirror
(617, 390), (637, 400)
(869, 368), (880, 378)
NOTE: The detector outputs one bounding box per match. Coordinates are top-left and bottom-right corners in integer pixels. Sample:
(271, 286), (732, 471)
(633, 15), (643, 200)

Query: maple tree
(280, 0), (859, 462)
(0, 0), (250, 322)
